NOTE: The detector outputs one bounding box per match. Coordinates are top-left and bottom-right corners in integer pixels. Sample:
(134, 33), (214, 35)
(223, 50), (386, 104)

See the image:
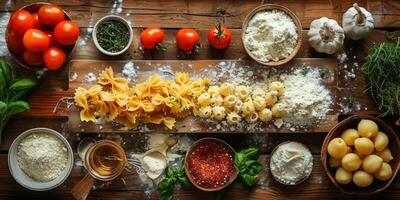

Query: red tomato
(38, 5), (65, 26)
(23, 29), (50, 52)
(53, 20), (80, 45)
(43, 47), (66, 70)
(7, 30), (25, 55)
(9, 10), (34, 35)
(208, 24), (231, 49)
(140, 27), (165, 49)
(176, 28), (200, 52)
(45, 31), (61, 47)
(31, 13), (42, 29)
(22, 51), (43, 67)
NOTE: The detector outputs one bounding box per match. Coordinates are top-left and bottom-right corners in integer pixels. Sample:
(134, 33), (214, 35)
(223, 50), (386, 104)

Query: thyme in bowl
(96, 20), (130, 53)
(362, 37), (400, 124)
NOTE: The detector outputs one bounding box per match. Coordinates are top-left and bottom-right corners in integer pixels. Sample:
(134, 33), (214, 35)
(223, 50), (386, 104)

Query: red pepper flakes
(187, 140), (234, 189)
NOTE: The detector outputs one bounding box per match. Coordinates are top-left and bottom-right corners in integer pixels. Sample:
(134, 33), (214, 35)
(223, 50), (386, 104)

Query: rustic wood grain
(0, 0), (399, 28)
(0, 154), (399, 200)
(0, 0), (399, 199)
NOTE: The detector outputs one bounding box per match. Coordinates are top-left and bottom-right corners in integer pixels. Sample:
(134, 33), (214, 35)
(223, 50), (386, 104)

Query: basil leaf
(9, 78), (37, 101)
(0, 101), (6, 118)
(0, 68), (5, 99)
(166, 166), (176, 178)
(177, 176), (193, 189)
(0, 60), (12, 86)
(241, 174), (260, 187)
(242, 147), (260, 160)
(234, 152), (245, 167)
(6, 101), (30, 117)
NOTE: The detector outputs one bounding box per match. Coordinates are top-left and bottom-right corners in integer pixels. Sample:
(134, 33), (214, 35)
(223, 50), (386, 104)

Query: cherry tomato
(9, 10), (34, 35)
(23, 29), (50, 52)
(38, 4), (65, 26)
(22, 51), (43, 67)
(140, 27), (165, 49)
(53, 20), (80, 45)
(208, 24), (231, 50)
(7, 30), (25, 55)
(43, 47), (66, 70)
(31, 13), (42, 29)
(45, 31), (61, 47)
(176, 28), (200, 52)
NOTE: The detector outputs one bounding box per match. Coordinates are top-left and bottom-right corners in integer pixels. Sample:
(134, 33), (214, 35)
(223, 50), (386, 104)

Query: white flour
(270, 142), (313, 185)
(244, 10), (298, 62)
(17, 133), (68, 182)
(279, 67), (332, 128)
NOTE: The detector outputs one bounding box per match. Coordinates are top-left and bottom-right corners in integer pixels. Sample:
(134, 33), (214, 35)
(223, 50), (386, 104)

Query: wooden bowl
(321, 114), (400, 195)
(5, 2), (76, 71)
(241, 4), (302, 66)
(270, 141), (313, 185)
(184, 137), (238, 192)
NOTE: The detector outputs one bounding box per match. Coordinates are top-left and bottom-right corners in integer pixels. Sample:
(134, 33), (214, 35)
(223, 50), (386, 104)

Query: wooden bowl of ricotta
(242, 4), (302, 66)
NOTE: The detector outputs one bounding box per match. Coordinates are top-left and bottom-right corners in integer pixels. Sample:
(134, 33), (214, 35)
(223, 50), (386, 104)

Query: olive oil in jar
(86, 140), (126, 180)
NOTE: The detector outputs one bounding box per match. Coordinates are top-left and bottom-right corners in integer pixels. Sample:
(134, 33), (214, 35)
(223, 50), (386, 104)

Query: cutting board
(66, 58), (339, 133)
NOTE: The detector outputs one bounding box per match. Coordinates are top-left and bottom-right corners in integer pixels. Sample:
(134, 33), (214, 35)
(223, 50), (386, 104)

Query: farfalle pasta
(74, 67), (208, 129)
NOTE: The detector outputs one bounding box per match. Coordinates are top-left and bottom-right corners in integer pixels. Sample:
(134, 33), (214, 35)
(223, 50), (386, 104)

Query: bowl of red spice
(185, 137), (238, 192)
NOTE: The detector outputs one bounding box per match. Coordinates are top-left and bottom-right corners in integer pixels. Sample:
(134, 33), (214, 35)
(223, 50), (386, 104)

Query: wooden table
(0, 0), (399, 199)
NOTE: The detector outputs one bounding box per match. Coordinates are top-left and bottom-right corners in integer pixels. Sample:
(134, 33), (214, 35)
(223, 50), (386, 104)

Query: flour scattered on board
(122, 61), (138, 81)
(85, 72), (97, 82)
(278, 67), (333, 129)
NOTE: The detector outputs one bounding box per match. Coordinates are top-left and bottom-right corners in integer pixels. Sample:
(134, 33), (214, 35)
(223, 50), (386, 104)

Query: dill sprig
(362, 37), (400, 124)
(96, 20), (130, 53)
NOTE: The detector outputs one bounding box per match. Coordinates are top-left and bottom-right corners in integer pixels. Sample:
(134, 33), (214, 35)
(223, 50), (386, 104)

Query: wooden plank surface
(66, 58), (339, 134)
(0, 0), (399, 200)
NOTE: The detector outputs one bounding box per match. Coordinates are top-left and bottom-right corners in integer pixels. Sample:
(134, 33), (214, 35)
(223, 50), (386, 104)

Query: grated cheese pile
(244, 9), (298, 62)
(17, 133), (68, 182)
(279, 67), (332, 129)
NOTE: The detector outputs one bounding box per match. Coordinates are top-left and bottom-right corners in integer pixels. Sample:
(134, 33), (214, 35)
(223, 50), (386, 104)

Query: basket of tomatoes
(6, 3), (79, 71)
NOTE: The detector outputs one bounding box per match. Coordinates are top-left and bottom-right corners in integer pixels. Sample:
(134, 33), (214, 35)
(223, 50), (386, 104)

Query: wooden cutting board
(66, 58), (339, 134)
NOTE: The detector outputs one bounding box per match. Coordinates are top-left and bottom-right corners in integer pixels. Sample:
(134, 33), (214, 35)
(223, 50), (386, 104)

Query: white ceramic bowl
(93, 15), (133, 56)
(8, 128), (74, 191)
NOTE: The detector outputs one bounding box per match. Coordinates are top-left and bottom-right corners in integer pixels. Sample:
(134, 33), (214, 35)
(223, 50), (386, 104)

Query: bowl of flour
(242, 4), (302, 66)
(8, 128), (73, 191)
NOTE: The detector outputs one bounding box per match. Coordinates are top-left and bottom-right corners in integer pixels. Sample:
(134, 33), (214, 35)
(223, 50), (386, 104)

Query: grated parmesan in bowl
(8, 128), (73, 191)
(242, 4), (302, 66)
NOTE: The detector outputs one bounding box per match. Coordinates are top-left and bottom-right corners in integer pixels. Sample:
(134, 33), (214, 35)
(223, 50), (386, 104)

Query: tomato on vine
(208, 24), (231, 50)
(176, 28), (200, 52)
(140, 26), (166, 51)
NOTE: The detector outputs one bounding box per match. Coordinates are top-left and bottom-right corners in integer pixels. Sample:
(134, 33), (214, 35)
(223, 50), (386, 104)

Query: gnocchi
(335, 167), (353, 185)
(357, 119), (378, 138)
(328, 138), (348, 159)
(340, 129), (359, 146)
(353, 170), (374, 187)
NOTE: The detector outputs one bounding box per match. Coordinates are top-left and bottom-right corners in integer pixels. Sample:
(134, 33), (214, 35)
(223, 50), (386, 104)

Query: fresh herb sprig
(0, 60), (37, 144)
(96, 20), (130, 53)
(234, 147), (263, 187)
(362, 37), (400, 124)
(158, 163), (193, 200)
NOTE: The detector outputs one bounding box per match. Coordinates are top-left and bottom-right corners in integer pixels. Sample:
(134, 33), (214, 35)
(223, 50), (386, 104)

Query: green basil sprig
(0, 60), (37, 145)
(158, 162), (193, 200)
(234, 147), (263, 187)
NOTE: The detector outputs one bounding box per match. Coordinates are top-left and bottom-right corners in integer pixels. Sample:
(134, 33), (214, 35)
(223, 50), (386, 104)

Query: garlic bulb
(308, 17), (345, 54)
(342, 3), (374, 40)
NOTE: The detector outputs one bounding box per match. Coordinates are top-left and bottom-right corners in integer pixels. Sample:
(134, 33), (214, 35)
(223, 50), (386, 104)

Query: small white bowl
(8, 128), (74, 191)
(93, 15), (133, 56)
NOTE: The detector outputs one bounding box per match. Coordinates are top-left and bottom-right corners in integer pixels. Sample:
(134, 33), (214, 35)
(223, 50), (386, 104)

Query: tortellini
(192, 81), (285, 125)
(226, 112), (241, 125)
